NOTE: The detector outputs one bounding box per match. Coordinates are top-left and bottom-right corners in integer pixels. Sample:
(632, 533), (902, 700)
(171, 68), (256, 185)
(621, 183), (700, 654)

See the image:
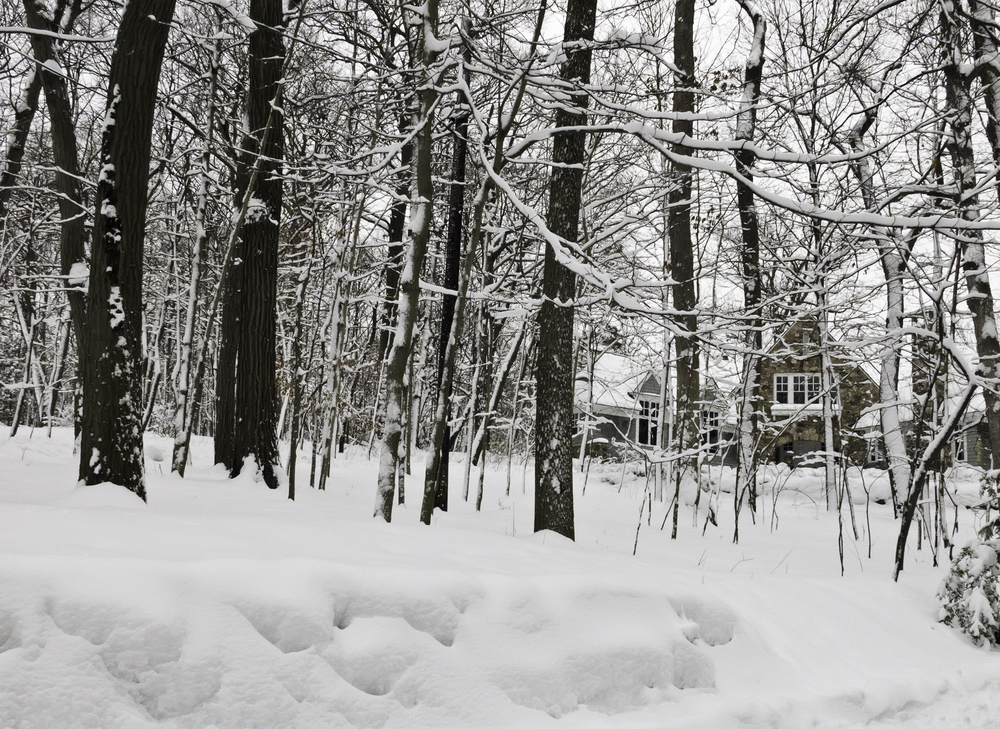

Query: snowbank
(0, 429), (998, 728)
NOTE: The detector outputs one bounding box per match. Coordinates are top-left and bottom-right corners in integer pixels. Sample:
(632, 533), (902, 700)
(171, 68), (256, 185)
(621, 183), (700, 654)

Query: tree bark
(78, 0), (177, 496)
(533, 0), (598, 541)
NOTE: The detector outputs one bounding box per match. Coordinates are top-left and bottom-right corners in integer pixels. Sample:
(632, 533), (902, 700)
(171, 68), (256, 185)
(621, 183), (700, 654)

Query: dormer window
(775, 373), (821, 405)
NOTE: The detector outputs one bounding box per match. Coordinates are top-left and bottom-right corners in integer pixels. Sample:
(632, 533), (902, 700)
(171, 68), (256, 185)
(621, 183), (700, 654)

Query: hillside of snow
(1, 428), (998, 728)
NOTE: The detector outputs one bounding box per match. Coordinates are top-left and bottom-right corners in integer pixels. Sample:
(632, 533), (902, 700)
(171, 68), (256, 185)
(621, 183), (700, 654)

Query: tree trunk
(217, 0), (286, 488)
(846, 107), (913, 514)
(941, 0), (1000, 464)
(429, 32), (472, 512)
(0, 65), (40, 233)
(172, 27), (222, 474)
(380, 113), (412, 362)
(669, 0), (699, 539)
(78, 0), (177, 495)
(734, 0), (765, 520)
(375, 0), (440, 521)
(22, 0), (88, 342)
(533, 0), (598, 541)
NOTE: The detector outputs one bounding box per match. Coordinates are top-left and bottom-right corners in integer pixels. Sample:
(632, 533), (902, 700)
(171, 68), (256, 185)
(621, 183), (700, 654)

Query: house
(572, 353), (737, 464)
(759, 318), (878, 467)
(573, 317), (881, 468)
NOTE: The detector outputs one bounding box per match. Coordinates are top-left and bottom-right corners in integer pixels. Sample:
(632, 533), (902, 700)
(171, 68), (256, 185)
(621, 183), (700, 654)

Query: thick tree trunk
(216, 0), (285, 488)
(78, 0), (177, 495)
(669, 0), (699, 539)
(533, 0), (598, 541)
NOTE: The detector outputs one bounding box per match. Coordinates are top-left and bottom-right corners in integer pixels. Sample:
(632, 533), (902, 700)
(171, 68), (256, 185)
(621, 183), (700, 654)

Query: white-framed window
(774, 373), (821, 405)
(953, 434), (967, 463)
(637, 399), (659, 446)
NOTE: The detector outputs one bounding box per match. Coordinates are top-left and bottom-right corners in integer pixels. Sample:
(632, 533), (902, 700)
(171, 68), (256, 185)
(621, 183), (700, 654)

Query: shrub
(938, 541), (1000, 647)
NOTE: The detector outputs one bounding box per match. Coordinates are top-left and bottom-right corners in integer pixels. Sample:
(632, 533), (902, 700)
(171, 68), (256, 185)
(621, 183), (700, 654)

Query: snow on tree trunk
(846, 109), (911, 512)
(734, 0), (765, 520)
(375, 0), (440, 522)
(0, 66), (40, 235)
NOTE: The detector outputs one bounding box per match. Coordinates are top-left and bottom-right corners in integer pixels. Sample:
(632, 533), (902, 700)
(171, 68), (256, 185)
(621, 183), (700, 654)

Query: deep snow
(0, 428), (998, 728)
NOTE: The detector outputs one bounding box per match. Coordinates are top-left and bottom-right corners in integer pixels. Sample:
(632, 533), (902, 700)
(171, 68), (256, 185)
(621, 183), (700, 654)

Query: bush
(938, 541), (1000, 647)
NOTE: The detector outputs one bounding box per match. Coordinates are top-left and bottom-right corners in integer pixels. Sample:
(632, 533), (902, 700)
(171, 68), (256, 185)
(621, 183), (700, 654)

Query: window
(637, 399), (659, 446)
(953, 434), (967, 463)
(866, 438), (884, 465)
(702, 410), (720, 452)
(775, 373), (821, 405)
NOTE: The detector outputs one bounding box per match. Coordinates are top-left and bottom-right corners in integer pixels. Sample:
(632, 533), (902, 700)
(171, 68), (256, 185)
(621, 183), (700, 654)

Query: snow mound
(0, 560), (727, 727)
(59, 482), (146, 509)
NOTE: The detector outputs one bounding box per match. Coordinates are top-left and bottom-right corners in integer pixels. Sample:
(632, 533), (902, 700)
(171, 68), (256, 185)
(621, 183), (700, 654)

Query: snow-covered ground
(0, 428), (997, 728)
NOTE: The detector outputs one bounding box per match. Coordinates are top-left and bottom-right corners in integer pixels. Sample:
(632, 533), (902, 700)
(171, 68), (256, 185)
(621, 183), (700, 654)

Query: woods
(5, 0), (1000, 581)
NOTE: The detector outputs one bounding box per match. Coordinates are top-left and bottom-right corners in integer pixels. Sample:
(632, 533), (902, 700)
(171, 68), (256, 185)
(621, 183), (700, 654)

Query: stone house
(759, 318), (878, 467)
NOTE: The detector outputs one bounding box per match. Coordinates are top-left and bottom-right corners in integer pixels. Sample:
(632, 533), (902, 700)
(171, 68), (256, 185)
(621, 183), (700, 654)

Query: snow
(108, 286), (124, 330)
(1, 429), (999, 728)
(67, 261), (89, 290)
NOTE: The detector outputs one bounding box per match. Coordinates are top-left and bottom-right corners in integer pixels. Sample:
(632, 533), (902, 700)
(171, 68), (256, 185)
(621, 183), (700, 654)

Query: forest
(5, 0), (1000, 584)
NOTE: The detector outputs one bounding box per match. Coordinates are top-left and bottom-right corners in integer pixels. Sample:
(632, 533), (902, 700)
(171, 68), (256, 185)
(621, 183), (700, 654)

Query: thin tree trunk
(429, 28), (472, 511)
(287, 226), (316, 500)
(420, 5), (547, 525)
(846, 107), (912, 514)
(22, 0), (87, 341)
(734, 0), (765, 522)
(172, 26), (221, 473)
